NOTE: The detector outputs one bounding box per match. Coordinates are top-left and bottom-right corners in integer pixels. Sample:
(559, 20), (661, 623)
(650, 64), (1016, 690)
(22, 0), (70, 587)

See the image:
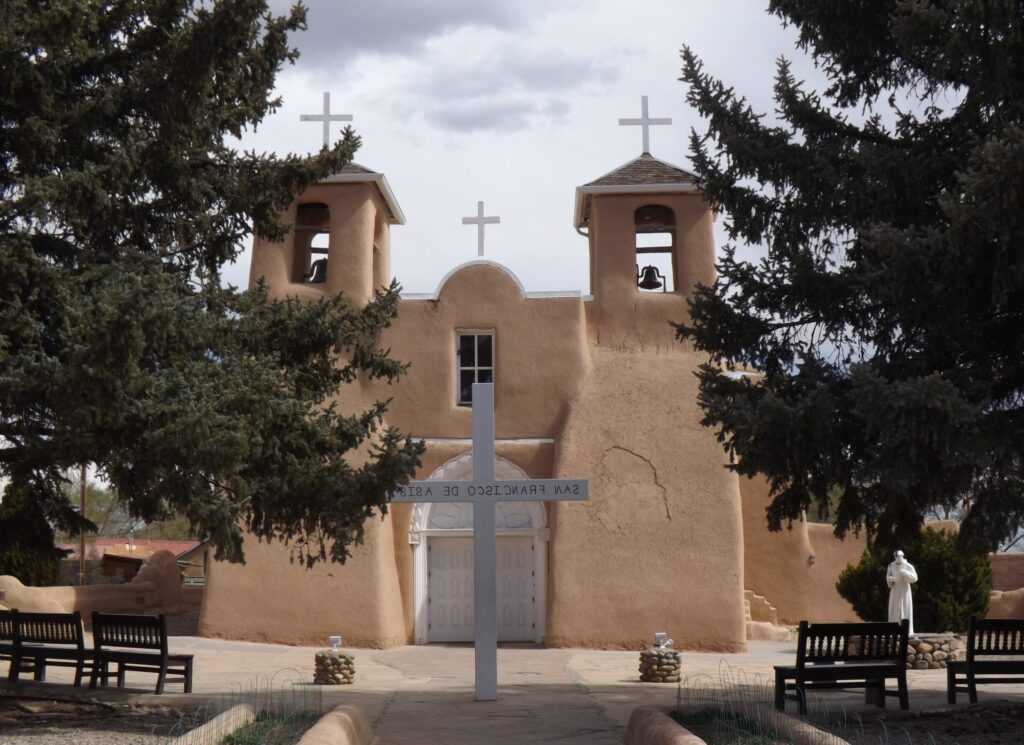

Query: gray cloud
(271, 0), (542, 67)
(424, 95), (572, 133)
(408, 47), (616, 133)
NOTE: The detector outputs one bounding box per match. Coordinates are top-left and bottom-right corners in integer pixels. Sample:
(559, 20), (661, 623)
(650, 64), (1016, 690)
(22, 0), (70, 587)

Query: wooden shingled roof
(584, 153), (698, 187)
(574, 154), (701, 228)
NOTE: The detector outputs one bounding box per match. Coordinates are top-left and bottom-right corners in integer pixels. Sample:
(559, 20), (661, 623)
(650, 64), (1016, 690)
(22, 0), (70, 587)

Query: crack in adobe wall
(607, 446), (671, 521)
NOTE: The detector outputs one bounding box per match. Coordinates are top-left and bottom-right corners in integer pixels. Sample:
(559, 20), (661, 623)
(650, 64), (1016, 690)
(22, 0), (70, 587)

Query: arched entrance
(409, 452), (548, 644)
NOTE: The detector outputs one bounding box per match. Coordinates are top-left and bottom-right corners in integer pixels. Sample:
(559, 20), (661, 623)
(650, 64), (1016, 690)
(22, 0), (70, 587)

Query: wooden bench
(947, 617), (1024, 703)
(1, 609), (91, 685)
(775, 619), (910, 714)
(89, 612), (193, 694)
(0, 609), (25, 680)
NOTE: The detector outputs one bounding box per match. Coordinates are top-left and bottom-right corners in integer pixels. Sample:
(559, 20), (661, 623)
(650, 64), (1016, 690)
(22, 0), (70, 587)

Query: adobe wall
(249, 184), (393, 306)
(0, 550), (185, 621)
(199, 511), (405, 647)
(585, 192), (715, 350)
(382, 263), (590, 439)
(990, 552), (1024, 591)
(547, 347), (746, 651)
(738, 476), (862, 624)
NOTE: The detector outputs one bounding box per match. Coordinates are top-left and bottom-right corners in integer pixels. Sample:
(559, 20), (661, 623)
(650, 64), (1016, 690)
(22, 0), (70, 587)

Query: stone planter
(639, 648), (681, 683)
(314, 650), (355, 684)
(906, 634), (964, 669)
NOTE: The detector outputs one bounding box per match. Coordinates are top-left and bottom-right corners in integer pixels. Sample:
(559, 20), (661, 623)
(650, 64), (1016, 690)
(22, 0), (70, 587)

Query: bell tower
(248, 163), (405, 305)
(573, 153), (716, 349)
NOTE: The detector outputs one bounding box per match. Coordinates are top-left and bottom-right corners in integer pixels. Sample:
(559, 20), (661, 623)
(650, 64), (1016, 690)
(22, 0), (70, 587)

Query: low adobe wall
(0, 550), (186, 621)
(990, 552), (1024, 592)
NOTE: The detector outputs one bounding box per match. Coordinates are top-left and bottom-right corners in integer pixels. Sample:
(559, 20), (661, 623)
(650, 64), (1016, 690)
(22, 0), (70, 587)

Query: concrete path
(4, 636), (1024, 743)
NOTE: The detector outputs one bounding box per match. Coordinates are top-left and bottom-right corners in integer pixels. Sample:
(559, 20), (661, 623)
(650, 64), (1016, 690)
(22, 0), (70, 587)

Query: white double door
(427, 535), (535, 643)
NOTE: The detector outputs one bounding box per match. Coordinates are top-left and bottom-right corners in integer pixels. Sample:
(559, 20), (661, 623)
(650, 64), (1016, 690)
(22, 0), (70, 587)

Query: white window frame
(456, 330), (494, 406)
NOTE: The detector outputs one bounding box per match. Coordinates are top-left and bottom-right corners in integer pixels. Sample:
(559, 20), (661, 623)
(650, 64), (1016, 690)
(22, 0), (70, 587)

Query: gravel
(0, 698), (191, 745)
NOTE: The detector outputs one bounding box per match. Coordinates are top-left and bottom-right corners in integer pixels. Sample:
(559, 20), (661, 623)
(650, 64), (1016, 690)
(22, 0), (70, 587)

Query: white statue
(886, 550), (918, 635)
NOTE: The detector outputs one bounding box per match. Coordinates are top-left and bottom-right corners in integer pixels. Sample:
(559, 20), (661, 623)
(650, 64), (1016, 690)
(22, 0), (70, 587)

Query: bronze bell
(305, 258), (328, 283)
(637, 265), (664, 290)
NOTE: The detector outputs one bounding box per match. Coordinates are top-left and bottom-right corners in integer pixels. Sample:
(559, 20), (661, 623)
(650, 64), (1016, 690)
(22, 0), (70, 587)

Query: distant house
(57, 538), (210, 584)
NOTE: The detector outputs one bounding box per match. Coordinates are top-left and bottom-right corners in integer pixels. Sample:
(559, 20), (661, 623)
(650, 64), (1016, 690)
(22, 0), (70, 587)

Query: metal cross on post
(390, 383), (588, 701)
(300, 91), (353, 148)
(618, 95), (672, 154)
(461, 201), (500, 257)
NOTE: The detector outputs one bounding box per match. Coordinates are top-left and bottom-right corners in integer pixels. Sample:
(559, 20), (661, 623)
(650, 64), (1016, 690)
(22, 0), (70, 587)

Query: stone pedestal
(639, 648), (680, 683)
(907, 635), (965, 669)
(314, 650), (355, 684)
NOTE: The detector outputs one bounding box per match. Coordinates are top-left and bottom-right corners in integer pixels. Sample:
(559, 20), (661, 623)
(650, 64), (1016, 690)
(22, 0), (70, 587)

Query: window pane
(477, 335), (492, 367)
(459, 370), (475, 404)
(478, 369), (493, 384)
(459, 335), (475, 367)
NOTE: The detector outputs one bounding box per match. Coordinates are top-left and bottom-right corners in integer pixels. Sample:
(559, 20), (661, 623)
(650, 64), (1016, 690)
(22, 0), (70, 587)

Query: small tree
(837, 529), (991, 632)
(0, 484), (63, 586)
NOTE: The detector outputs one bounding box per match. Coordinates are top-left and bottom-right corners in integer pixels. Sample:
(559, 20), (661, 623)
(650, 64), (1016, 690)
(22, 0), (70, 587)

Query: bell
(305, 258), (327, 283)
(637, 265), (664, 290)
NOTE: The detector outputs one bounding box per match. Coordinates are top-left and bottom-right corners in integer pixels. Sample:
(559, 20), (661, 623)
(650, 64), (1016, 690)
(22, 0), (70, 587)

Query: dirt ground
(0, 695), (189, 744)
(848, 703), (1024, 745)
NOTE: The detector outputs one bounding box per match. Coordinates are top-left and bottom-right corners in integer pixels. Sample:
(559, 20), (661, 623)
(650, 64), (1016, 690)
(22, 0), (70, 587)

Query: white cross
(618, 95), (672, 154)
(461, 201), (500, 257)
(300, 92), (353, 148)
(390, 383), (588, 701)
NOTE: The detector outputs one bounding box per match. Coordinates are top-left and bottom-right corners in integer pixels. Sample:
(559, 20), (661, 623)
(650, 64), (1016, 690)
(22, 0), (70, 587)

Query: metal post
(79, 464), (86, 586)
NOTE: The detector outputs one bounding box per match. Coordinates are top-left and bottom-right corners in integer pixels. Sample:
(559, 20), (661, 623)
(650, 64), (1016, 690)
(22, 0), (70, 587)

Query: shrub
(0, 484), (63, 586)
(836, 528), (991, 633)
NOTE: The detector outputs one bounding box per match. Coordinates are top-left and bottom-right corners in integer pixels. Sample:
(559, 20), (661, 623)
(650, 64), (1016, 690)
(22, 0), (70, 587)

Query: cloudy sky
(224, 1), (826, 294)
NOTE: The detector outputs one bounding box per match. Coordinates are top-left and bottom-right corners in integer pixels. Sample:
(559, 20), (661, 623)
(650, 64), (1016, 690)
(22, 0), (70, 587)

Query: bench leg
(33, 660), (45, 682)
(796, 681), (808, 716)
(184, 659), (193, 694)
(73, 659), (84, 687)
(865, 680), (884, 707)
(947, 665), (956, 704)
(774, 674), (786, 711)
(116, 662), (126, 689)
(967, 671), (978, 704)
(156, 662), (167, 694)
(897, 670), (909, 711)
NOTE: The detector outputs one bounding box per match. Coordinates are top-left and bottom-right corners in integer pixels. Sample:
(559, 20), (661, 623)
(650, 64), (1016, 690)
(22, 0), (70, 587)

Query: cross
(618, 95), (672, 154)
(461, 201), (500, 257)
(300, 91), (353, 148)
(390, 383), (588, 701)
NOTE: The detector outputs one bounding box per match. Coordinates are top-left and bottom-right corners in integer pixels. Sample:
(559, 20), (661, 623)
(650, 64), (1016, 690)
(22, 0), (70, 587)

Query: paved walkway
(4, 636), (1024, 743)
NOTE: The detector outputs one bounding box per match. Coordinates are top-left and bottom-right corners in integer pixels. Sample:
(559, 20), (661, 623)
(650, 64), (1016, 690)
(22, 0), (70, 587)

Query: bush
(0, 484), (63, 586)
(836, 528), (991, 633)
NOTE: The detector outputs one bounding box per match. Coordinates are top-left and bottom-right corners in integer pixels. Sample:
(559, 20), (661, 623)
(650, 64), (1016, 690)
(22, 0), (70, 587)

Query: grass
(672, 708), (778, 745)
(220, 712), (319, 745)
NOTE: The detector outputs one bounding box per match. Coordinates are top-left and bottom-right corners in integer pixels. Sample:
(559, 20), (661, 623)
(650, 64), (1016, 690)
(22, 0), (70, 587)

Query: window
(457, 333), (494, 405)
(295, 202), (330, 283)
(634, 204), (676, 293)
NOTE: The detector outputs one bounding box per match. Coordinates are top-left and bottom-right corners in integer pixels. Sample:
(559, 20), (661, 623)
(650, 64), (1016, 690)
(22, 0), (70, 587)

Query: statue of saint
(886, 550), (918, 635)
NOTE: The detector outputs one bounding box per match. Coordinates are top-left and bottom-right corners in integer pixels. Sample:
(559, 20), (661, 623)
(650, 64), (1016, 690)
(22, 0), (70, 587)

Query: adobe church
(199, 124), (865, 651)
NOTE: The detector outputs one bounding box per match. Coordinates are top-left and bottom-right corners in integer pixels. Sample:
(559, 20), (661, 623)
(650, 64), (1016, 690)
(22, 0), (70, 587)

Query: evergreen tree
(677, 1), (1024, 552)
(0, 0), (423, 568)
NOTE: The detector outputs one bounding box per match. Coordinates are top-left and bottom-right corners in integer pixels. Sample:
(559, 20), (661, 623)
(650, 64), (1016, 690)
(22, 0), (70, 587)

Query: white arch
(409, 451), (549, 644)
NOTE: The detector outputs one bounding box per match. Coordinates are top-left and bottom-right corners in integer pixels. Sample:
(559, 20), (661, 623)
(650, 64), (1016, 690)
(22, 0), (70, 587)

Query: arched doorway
(409, 452), (548, 644)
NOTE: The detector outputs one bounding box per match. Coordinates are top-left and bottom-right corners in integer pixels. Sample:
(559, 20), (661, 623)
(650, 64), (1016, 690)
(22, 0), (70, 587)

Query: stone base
(639, 648), (680, 683)
(907, 634), (964, 669)
(314, 650), (355, 684)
